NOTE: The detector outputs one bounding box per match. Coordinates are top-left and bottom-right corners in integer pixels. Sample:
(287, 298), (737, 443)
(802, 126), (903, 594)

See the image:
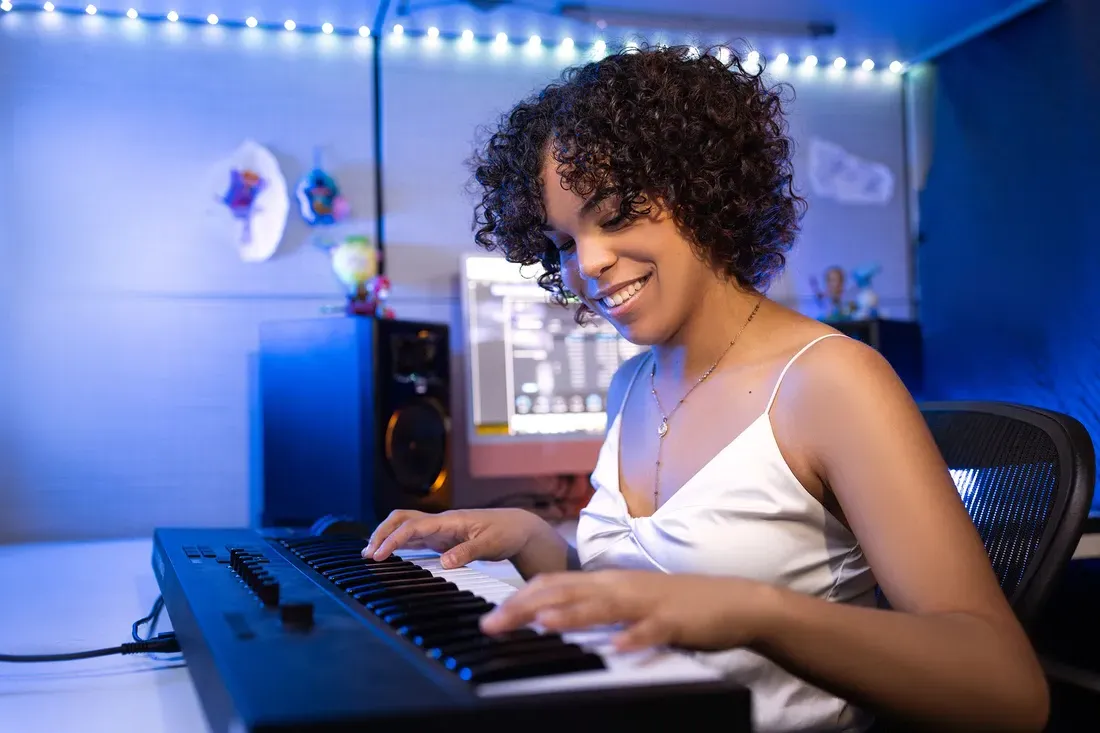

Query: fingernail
(440, 554), (453, 569)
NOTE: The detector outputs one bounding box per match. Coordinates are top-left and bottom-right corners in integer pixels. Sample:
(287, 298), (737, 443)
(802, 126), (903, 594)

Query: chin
(608, 317), (672, 347)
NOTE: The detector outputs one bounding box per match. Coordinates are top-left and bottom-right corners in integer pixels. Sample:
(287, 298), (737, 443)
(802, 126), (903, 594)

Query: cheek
(558, 259), (583, 296)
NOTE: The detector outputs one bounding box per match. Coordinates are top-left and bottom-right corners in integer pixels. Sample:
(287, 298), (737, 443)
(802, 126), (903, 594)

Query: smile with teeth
(600, 274), (651, 309)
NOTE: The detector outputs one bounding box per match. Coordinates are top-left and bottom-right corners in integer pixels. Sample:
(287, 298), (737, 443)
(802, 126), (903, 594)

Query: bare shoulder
(772, 332), (926, 469)
(605, 350), (650, 434)
(775, 332), (1019, 619)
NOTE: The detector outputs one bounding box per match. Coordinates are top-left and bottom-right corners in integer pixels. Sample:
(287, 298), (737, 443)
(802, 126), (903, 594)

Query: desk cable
(1, 595), (180, 663)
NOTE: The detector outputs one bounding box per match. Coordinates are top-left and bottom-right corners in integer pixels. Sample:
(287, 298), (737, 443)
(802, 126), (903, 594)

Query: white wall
(0, 10), (910, 542)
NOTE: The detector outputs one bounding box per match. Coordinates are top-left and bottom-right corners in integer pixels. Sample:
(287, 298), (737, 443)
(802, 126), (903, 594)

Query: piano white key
(396, 549), (727, 697)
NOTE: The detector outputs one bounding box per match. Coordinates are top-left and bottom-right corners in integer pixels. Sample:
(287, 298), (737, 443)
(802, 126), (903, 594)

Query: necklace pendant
(657, 418), (669, 438)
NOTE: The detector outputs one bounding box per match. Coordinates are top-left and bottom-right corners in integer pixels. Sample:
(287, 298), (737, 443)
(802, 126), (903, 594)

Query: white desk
(0, 526), (578, 733)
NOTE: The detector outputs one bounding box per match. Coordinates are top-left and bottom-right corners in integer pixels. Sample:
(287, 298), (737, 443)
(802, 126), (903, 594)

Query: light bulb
(461, 29), (474, 42)
(393, 24), (403, 35)
(592, 39), (606, 54)
(889, 60), (904, 73)
(862, 59), (875, 71)
(0, 2), (12, 11)
(245, 17), (257, 28)
(359, 26), (370, 37)
(85, 4), (97, 14)
(126, 8), (137, 19)
(833, 57), (846, 69)
(284, 19), (296, 31)
(495, 32), (508, 44)
(804, 55), (818, 67)
(427, 26), (439, 38)
(207, 14), (218, 25)
(775, 52), (789, 65)
(561, 37), (574, 50)
(43, 2), (55, 11)
(167, 10), (179, 22)
(529, 35), (541, 46)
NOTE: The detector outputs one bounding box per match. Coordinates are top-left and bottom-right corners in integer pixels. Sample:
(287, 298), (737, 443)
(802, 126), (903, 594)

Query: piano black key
(396, 613), (485, 639)
(354, 581), (459, 605)
(412, 626), (485, 649)
(366, 590), (475, 615)
(292, 540), (369, 555)
(308, 558), (373, 573)
(346, 576), (447, 596)
(382, 600), (494, 627)
(325, 563), (420, 580)
(291, 538), (365, 549)
(458, 648), (606, 684)
(297, 549), (368, 564)
(333, 569), (432, 587)
(426, 629), (541, 659)
(443, 637), (576, 671)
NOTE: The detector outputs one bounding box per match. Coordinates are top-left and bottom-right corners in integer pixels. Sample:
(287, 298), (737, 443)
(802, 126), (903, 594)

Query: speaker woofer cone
(384, 398), (449, 496)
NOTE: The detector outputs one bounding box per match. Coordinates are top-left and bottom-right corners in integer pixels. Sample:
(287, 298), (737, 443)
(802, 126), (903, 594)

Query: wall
(0, 17), (13, 511)
(918, 0), (1100, 514)
(0, 8), (912, 542)
(0, 12), (377, 542)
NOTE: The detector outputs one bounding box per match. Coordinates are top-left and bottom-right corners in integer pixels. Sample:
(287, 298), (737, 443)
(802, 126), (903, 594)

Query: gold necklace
(648, 298), (762, 509)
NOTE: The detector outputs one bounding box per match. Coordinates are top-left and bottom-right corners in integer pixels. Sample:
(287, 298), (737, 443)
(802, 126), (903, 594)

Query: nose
(575, 236), (615, 282)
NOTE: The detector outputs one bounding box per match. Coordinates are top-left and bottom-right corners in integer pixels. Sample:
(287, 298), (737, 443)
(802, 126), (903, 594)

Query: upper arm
(785, 339), (1016, 625)
(604, 351), (648, 437)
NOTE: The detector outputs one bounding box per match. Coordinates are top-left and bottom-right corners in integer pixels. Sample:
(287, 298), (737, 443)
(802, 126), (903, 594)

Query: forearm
(746, 586), (1048, 732)
(508, 520), (575, 579)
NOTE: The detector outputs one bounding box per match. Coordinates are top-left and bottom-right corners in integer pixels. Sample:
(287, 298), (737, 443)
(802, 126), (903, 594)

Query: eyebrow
(540, 194), (611, 232)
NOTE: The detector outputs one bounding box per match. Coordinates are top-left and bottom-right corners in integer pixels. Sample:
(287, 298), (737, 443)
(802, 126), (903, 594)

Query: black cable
(4, 598), (179, 663)
(0, 632), (181, 663)
(132, 595), (165, 642)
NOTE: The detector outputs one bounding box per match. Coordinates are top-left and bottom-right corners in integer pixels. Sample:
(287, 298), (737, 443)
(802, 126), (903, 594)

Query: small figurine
(220, 168), (266, 244)
(810, 266), (855, 322)
(295, 148), (350, 227)
(348, 274), (395, 319)
(851, 264), (882, 320)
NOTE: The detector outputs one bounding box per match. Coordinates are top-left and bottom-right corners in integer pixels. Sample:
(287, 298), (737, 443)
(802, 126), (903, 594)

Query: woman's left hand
(479, 569), (776, 652)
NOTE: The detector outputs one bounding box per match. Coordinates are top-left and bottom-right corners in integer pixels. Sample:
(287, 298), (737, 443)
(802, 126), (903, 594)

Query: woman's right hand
(362, 508), (551, 570)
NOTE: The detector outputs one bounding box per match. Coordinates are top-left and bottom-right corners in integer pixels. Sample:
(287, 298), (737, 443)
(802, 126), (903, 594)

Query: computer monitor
(459, 254), (647, 478)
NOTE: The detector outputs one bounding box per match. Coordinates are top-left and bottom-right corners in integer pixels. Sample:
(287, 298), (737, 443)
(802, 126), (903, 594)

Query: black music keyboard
(152, 527), (752, 732)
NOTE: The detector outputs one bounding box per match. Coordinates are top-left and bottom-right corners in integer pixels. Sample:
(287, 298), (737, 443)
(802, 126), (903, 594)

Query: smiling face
(540, 155), (719, 346)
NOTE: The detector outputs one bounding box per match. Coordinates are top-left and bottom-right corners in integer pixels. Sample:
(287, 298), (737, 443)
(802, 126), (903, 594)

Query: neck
(651, 280), (762, 385)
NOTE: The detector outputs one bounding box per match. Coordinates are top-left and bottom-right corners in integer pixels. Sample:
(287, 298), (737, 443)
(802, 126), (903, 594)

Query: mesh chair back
(920, 402), (1095, 626)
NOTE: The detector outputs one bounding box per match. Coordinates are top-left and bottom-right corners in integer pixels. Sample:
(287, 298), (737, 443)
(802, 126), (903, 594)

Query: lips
(599, 274), (651, 310)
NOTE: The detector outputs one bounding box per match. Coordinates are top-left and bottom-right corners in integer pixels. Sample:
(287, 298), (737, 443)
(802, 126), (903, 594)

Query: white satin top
(577, 334), (878, 732)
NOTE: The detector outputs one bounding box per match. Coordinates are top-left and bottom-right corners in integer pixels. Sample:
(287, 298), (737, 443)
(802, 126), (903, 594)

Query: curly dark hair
(468, 43), (806, 320)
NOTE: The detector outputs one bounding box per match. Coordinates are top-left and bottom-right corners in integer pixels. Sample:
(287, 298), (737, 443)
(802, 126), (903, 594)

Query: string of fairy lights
(0, 2), (907, 74)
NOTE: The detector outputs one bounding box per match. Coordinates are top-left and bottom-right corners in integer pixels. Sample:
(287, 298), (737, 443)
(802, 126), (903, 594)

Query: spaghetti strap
(764, 333), (846, 414)
(617, 350), (652, 416)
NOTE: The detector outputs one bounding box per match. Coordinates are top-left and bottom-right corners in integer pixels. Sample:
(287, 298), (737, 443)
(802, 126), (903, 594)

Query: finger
(440, 538), (488, 569)
(362, 511), (416, 557)
(371, 517), (440, 561)
(612, 617), (672, 652)
(479, 576), (584, 634)
(534, 600), (619, 632)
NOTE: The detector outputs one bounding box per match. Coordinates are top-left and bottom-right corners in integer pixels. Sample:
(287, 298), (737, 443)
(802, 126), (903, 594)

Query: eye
(600, 214), (630, 231)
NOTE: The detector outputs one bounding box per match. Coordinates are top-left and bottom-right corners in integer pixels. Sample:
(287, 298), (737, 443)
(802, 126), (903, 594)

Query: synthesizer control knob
(257, 579), (281, 607)
(280, 601), (314, 631)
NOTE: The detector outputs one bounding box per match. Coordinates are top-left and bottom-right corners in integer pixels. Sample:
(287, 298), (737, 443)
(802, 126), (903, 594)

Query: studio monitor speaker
(258, 316), (452, 530)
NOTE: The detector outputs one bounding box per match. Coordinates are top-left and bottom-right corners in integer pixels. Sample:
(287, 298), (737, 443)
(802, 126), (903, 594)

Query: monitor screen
(460, 254), (647, 478)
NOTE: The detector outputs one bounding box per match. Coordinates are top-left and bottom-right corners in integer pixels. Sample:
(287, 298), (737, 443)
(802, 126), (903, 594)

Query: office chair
(918, 401), (1096, 627)
(868, 403), (1096, 732)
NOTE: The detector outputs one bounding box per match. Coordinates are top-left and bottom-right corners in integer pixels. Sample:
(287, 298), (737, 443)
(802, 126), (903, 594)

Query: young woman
(363, 45), (1048, 732)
